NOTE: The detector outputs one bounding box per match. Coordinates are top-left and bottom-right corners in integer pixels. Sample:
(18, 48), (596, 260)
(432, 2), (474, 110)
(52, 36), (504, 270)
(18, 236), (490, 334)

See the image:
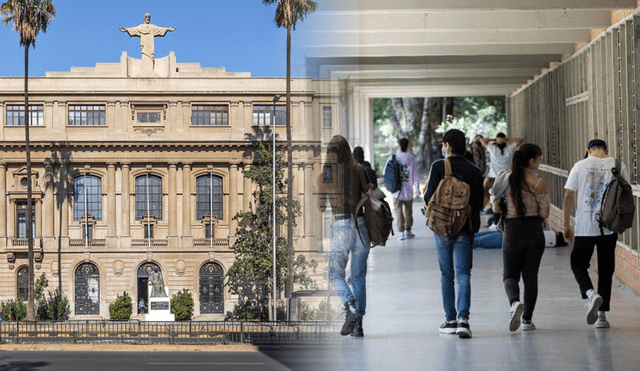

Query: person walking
(563, 139), (629, 328)
(353, 146), (378, 188)
(424, 129), (484, 338)
(319, 135), (371, 337)
(480, 133), (525, 213)
(492, 144), (550, 331)
(388, 138), (420, 240)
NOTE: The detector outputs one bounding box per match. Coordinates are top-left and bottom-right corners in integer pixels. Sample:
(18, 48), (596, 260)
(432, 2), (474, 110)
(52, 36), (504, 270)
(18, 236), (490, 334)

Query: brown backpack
(426, 159), (471, 237)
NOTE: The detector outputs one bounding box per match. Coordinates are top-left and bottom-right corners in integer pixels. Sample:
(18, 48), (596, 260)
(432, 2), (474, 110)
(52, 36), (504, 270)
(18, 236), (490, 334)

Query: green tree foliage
(32, 273), (70, 321)
(226, 143), (316, 321)
(109, 292), (132, 320)
(373, 96), (507, 173)
(37, 289), (70, 321)
(170, 289), (194, 321)
(0, 299), (27, 321)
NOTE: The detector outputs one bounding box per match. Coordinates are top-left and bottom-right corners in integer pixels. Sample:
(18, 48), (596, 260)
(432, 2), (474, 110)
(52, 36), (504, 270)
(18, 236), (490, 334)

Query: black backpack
(383, 155), (401, 193)
(598, 159), (635, 234)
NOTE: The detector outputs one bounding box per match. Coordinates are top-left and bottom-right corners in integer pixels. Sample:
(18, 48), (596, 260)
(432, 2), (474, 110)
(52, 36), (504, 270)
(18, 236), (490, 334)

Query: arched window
(199, 262), (224, 314)
(17, 266), (28, 301)
(196, 174), (223, 220)
(75, 263), (100, 315)
(135, 174), (162, 220)
(74, 174), (102, 221)
(137, 262), (161, 314)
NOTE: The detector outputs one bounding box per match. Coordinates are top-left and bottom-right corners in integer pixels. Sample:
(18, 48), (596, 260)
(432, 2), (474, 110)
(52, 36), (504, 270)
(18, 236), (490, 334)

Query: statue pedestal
(144, 285), (175, 322)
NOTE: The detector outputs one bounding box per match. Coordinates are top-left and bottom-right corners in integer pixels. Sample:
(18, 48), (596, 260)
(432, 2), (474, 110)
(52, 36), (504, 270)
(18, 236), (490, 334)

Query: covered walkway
(269, 206), (640, 370)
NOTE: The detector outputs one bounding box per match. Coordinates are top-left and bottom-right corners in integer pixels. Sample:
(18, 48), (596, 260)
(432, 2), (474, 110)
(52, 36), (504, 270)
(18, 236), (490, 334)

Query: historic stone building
(0, 49), (333, 319)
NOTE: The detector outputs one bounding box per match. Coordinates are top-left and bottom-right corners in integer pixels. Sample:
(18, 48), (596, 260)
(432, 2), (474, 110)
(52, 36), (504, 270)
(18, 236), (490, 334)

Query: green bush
(109, 292), (132, 320)
(0, 299), (27, 321)
(170, 289), (194, 321)
(37, 289), (71, 321)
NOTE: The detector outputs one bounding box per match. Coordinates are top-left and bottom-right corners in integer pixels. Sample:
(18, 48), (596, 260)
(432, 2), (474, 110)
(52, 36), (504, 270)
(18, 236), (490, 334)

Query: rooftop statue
(120, 13), (175, 73)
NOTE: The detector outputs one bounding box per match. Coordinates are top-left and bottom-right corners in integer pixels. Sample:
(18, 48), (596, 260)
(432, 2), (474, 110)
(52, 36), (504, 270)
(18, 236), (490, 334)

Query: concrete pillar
(168, 163), (178, 236)
(43, 163), (54, 237)
(243, 164), (252, 212)
(229, 163), (239, 236)
(121, 164), (130, 237)
(182, 164), (192, 237)
(0, 164), (7, 237)
(60, 162), (69, 237)
(107, 164), (116, 237)
(304, 162), (314, 237)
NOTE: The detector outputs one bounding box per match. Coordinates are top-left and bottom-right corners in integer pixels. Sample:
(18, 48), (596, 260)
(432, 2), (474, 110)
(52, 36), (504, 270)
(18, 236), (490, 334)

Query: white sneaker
(406, 230), (415, 239)
(508, 301), (524, 332)
(521, 320), (536, 331)
(595, 313), (610, 329)
(586, 293), (603, 325)
(397, 231), (407, 241)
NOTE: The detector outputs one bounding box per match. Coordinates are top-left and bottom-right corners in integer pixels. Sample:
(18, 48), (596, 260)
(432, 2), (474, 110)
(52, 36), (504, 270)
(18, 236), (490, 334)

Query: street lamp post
(272, 94), (281, 322)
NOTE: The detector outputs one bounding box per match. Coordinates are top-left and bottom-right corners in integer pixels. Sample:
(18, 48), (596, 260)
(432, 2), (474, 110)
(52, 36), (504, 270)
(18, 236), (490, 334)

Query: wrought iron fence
(0, 320), (342, 345)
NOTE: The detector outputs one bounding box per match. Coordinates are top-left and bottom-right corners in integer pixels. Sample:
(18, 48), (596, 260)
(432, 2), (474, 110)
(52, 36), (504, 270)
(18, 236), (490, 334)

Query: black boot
(351, 318), (364, 337)
(340, 301), (363, 336)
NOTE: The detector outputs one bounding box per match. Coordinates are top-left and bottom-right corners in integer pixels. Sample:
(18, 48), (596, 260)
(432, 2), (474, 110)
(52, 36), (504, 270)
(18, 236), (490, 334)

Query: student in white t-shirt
(563, 139), (629, 329)
(479, 133), (525, 210)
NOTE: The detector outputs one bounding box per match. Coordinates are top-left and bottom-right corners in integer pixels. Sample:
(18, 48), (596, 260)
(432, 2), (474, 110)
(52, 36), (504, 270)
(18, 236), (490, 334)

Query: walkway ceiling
(302, 0), (638, 97)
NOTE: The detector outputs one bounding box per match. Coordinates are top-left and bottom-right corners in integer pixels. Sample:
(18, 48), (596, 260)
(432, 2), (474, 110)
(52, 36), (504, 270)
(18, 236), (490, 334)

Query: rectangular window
(68, 105), (106, 126)
(323, 106), (332, 128)
(253, 105), (285, 126)
(6, 105), (44, 126)
(82, 225), (93, 240)
(137, 112), (161, 123)
(144, 224), (154, 239)
(16, 202), (35, 238)
(191, 105), (229, 126)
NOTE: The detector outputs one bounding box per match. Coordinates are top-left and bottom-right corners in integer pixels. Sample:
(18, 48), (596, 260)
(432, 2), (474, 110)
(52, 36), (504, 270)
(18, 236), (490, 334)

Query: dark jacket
(424, 156), (484, 234)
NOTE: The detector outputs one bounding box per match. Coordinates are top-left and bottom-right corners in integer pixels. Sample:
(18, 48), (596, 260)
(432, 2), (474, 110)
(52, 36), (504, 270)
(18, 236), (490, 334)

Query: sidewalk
(310, 203), (640, 371)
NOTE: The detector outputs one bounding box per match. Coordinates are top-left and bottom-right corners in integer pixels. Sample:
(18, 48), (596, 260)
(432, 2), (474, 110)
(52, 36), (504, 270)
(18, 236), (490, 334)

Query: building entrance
(137, 262), (160, 314)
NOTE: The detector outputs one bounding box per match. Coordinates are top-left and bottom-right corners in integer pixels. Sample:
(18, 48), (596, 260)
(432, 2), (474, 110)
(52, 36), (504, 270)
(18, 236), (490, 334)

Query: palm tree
(263, 0), (317, 299)
(1, 0), (55, 321)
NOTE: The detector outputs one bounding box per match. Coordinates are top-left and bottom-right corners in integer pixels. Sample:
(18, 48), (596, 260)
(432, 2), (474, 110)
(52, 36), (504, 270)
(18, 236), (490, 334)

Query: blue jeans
(328, 215), (370, 314)
(474, 230), (503, 249)
(434, 232), (472, 321)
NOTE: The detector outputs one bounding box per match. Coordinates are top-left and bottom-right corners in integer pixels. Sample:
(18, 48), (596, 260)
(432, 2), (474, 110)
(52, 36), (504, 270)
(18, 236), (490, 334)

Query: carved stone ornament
(134, 127), (164, 136)
(175, 260), (186, 276)
(113, 260), (125, 276)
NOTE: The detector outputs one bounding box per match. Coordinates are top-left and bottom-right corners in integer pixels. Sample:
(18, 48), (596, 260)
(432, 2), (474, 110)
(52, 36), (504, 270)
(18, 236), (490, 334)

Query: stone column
(182, 164), (192, 237)
(43, 163), (54, 237)
(8, 200), (15, 238)
(229, 163), (239, 235)
(121, 164), (130, 236)
(107, 164), (116, 237)
(243, 164), (252, 212)
(168, 163), (177, 236)
(35, 198), (42, 238)
(304, 162), (314, 237)
(0, 164), (6, 237)
(60, 162), (69, 237)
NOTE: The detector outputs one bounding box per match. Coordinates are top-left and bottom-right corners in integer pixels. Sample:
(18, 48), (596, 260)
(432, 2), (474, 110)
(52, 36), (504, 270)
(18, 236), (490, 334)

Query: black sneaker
(350, 318), (364, 338)
(456, 320), (472, 338)
(439, 320), (457, 334)
(341, 308), (363, 336)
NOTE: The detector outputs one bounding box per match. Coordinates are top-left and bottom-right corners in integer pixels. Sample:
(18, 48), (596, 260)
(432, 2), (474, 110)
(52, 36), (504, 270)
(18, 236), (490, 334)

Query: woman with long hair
(495, 143), (550, 331)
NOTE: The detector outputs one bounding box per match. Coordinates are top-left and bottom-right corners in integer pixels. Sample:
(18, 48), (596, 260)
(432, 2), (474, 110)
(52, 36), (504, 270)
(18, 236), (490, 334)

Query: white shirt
(564, 156), (630, 236)
(486, 142), (517, 178)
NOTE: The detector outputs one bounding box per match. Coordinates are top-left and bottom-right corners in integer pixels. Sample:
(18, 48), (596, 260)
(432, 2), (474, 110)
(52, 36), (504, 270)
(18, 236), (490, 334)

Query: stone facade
(0, 52), (329, 319)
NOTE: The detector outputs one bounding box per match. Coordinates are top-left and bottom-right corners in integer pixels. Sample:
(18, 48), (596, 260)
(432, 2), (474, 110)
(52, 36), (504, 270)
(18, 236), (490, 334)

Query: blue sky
(0, 0), (316, 77)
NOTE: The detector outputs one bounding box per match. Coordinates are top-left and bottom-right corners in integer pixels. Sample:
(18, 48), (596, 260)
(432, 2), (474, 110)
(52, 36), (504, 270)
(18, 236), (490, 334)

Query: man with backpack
(424, 129), (484, 338)
(385, 138), (420, 240)
(563, 139), (631, 329)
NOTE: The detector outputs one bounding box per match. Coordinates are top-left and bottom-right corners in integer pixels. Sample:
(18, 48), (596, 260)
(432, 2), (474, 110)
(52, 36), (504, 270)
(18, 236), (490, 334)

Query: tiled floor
(301, 205), (640, 371)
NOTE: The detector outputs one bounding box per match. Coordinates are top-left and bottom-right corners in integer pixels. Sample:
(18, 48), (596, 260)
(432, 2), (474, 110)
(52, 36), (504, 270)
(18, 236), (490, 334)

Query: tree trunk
(24, 45), (35, 321)
(285, 25), (294, 299)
